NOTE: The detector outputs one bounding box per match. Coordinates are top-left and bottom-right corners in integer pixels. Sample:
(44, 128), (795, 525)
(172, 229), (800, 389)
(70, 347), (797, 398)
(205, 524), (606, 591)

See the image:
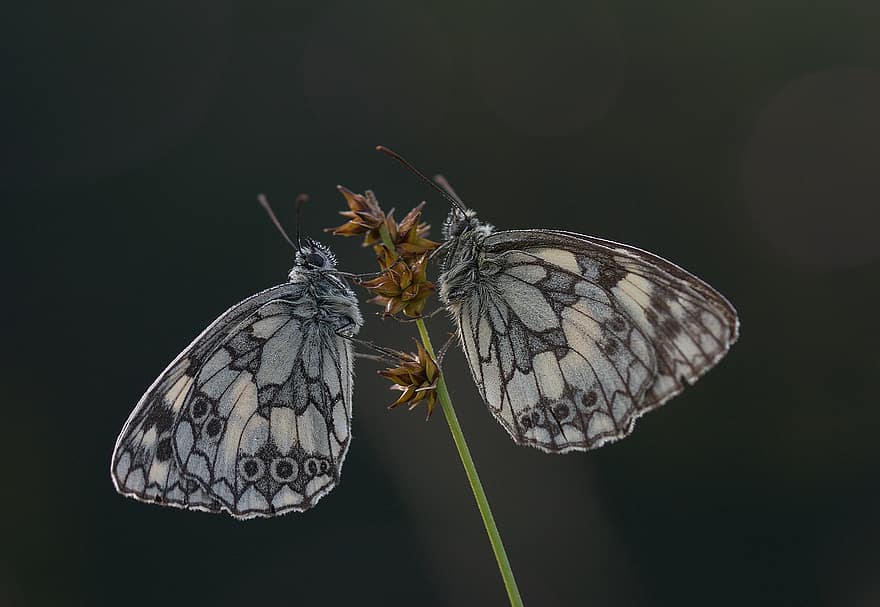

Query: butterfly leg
(354, 352), (395, 364)
(336, 331), (406, 364)
(336, 269), (385, 281)
(428, 239), (453, 262)
(434, 332), (458, 366)
(386, 307), (445, 323)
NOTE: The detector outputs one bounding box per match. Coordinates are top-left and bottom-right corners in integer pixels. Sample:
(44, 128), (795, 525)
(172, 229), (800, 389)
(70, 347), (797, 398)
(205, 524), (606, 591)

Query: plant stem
(378, 224), (523, 607)
(414, 319), (524, 607)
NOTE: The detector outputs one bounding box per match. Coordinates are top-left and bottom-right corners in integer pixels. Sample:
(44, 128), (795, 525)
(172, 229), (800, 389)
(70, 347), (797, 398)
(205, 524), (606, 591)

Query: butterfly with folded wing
(111, 198), (362, 518)
(378, 147), (739, 454)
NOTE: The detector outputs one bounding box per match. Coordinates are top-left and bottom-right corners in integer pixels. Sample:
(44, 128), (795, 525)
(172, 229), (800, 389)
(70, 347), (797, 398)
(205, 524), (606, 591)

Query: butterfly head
(292, 239), (338, 275)
(443, 207), (492, 241)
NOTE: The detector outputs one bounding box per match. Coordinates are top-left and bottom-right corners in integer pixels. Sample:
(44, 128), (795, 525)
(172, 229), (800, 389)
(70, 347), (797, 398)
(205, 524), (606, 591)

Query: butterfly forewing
(487, 229), (738, 407)
(112, 261), (362, 518)
(443, 223), (738, 453)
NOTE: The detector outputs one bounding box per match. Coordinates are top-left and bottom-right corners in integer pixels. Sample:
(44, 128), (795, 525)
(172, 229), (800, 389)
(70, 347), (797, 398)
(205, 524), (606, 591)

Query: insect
(111, 196), (363, 518)
(377, 147), (739, 453)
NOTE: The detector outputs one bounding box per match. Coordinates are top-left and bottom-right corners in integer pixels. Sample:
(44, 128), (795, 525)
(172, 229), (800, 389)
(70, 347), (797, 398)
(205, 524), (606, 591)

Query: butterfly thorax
(440, 209), (496, 306)
(284, 239), (363, 333)
(289, 271), (362, 333)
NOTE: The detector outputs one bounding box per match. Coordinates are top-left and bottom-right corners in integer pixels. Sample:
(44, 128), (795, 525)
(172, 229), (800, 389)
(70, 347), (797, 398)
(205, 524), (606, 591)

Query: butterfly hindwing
(111, 283), (302, 512)
(174, 297), (354, 517)
(112, 275), (360, 518)
(454, 246), (657, 452)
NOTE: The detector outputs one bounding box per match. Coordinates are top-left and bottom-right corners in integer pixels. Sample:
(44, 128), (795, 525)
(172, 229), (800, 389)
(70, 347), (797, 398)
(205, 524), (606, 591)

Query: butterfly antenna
(294, 193), (309, 251)
(375, 145), (468, 213)
(432, 174), (465, 208)
(257, 193), (297, 250)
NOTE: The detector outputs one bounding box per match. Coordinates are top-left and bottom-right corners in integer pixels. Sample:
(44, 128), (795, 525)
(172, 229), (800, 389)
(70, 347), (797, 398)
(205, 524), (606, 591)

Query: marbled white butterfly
(111, 197), (363, 518)
(379, 147), (739, 454)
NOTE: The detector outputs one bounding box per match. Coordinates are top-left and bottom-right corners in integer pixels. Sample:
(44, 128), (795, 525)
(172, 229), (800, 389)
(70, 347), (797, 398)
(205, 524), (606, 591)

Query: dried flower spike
(328, 186), (439, 260)
(387, 202), (440, 260)
(378, 343), (440, 419)
(361, 248), (435, 317)
(326, 186), (387, 247)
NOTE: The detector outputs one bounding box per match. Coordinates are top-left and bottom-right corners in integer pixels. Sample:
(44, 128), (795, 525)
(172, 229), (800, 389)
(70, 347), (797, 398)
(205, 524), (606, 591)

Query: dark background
(3, 1), (879, 605)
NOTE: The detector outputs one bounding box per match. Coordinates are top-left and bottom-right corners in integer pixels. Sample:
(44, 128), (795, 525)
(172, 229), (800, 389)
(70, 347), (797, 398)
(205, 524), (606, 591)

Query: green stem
(414, 319), (524, 607)
(378, 224), (523, 607)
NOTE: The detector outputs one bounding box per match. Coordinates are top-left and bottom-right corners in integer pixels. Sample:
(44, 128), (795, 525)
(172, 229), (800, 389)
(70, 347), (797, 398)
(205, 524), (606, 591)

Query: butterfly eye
(306, 252), (325, 267)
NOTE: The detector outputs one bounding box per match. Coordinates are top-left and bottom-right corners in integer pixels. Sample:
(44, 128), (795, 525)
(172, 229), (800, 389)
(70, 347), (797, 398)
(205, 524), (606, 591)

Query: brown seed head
(378, 343), (440, 419)
(327, 187), (438, 260)
(361, 249), (435, 317)
(326, 186), (387, 247)
(389, 202), (440, 260)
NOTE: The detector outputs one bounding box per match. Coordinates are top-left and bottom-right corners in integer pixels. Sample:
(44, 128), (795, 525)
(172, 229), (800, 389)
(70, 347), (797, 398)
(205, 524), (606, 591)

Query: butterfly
(111, 197), (363, 518)
(377, 147), (740, 454)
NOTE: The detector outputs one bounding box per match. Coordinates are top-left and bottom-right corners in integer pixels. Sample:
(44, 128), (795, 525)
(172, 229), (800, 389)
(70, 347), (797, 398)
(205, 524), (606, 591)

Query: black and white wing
(452, 229), (738, 453)
(111, 283), (359, 518)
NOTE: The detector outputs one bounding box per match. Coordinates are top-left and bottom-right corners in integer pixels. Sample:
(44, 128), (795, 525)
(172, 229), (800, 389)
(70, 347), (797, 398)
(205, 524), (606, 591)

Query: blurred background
(3, 0), (879, 605)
